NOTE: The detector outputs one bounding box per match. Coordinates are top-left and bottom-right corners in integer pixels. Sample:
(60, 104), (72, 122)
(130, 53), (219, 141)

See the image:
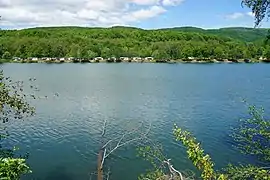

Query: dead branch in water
(163, 159), (184, 180)
(101, 122), (151, 168)
(95, 119), (151, 180)
(97, 150), (103, 180)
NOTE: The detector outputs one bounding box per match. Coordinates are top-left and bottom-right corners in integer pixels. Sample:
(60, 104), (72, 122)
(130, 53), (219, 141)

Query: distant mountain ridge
(23, 25), (268, 42)
(1, 25), (269, 60)
(160, 26), (269, 42)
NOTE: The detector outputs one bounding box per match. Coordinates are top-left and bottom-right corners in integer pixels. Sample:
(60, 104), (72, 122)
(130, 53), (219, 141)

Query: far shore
(1, 58), (270, 64)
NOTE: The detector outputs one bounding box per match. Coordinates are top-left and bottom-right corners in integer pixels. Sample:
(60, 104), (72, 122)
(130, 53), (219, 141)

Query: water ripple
(2, 63), (270, 180)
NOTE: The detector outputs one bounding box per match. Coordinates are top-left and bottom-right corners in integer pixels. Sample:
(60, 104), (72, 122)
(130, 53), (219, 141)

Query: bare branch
(104, 123), (151, 159)
(97, 120), (151, 179)
(102, 139), (113, 149)
(106, 168), (110, 180)
(100, 148), (106, 169)
(102, 122), (144, 149)
(164, 159), (184, 180)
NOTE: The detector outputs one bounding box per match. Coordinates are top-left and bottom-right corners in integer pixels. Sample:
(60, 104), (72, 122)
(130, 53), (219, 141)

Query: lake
(1, 63), (270, 180)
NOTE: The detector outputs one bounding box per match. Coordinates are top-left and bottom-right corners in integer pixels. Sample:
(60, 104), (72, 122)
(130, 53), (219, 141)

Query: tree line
(0, 27), (269, 60)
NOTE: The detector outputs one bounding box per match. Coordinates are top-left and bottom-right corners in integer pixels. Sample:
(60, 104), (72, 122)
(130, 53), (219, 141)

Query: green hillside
(163, 26), (268, 42)
(0, 26), (269, 60)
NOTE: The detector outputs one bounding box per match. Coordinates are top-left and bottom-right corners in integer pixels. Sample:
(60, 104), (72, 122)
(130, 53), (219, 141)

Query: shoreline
(1, 58), (270, 64)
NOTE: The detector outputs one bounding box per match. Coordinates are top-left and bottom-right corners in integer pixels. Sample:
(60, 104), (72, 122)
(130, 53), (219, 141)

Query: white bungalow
(107, 57), (117, 62)
(46, 57), (52, 61)
(94, 57), (104, 61)
(32, 57), (38, 61)
(259, 57), (266, 60)
(132, 57), (142, 60)
(120, 57), (130, 61)
(12, 57), (21, 61)
(111, 57), (117, 61)
(60, 58), (66, 61)
(144, 57), (154, 61)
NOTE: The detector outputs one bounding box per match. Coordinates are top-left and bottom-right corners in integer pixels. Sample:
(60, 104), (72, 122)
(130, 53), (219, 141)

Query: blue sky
(0, 0), (268, 29)
(138, 0), (269, 29)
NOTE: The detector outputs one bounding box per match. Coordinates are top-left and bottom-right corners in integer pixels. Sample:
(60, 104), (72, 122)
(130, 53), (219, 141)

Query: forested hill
(160, 26), (269, 42)
(0, 26), (269, 60)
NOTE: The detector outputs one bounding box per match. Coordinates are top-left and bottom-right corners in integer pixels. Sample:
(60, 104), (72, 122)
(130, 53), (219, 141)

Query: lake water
(1, 63), (270, 180)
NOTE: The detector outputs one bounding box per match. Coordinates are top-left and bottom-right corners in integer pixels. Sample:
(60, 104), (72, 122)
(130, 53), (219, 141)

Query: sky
(0, 0), (269, 30)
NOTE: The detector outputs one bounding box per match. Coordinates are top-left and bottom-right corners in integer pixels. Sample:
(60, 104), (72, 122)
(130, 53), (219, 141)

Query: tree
(101, 47), (111, 59)
(214, 46), (226, 59)
(0, 26), (268, 60)
(242, 0), (270, 27)
(232, 105), (270, 162)
(264, 46), (270, 59)
(0, 70), (36, 179)
(90, 119), (151, 180)
(2, 51), (11, 60)
(86, 50), (98, 59)
(138, 104), (270, 180)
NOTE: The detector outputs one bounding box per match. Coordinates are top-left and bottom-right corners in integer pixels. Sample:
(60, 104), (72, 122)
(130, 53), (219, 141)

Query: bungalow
(12, 57), (21, 61)
(111, 57), (117, 61)
(132, 57), (142, 60)
(120, 57), (129, 61)
(144, 57), (154, 61)
(94, 57), (103, 61)
(107, 57), (117, 62)
(32, 57), (38, 61)
(46, 57), (52, 61)
(131, 57), (141, 62)
(212, 59), (219, 63)
(68, 57), (75, 61)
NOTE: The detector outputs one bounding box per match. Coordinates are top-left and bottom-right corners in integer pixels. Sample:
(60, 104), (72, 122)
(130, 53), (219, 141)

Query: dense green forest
(162, 26), (268, 42)
(0, 26), (270, 60)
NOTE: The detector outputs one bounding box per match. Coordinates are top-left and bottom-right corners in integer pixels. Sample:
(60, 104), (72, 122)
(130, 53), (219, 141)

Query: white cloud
(128, 6), (166, 20)
(162, 0), (184, 6)
(0, 0), (183, 29)
(225, 12), (254, 20)
(225, 12), (245, 19)
(132, 0), (159, 5)
(246, 12), (255, 17)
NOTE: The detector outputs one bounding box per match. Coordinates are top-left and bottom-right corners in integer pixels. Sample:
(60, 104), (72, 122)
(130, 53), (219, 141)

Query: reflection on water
(1, 63), (270, 180)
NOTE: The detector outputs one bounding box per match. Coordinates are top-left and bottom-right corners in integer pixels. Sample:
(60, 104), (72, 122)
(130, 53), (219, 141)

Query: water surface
(2, 63), (270, 180)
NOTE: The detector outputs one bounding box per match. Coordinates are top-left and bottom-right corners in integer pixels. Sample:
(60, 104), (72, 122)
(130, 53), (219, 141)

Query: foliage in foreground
(232, 105), (270, 162)
(0, 70), (35, 179)
(173, 126), (226, 180)
(139, 105), (270, 180)
(174, 105), (270, 180)
(242, 0), (270, 27)
(0, 158), (31, 180)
